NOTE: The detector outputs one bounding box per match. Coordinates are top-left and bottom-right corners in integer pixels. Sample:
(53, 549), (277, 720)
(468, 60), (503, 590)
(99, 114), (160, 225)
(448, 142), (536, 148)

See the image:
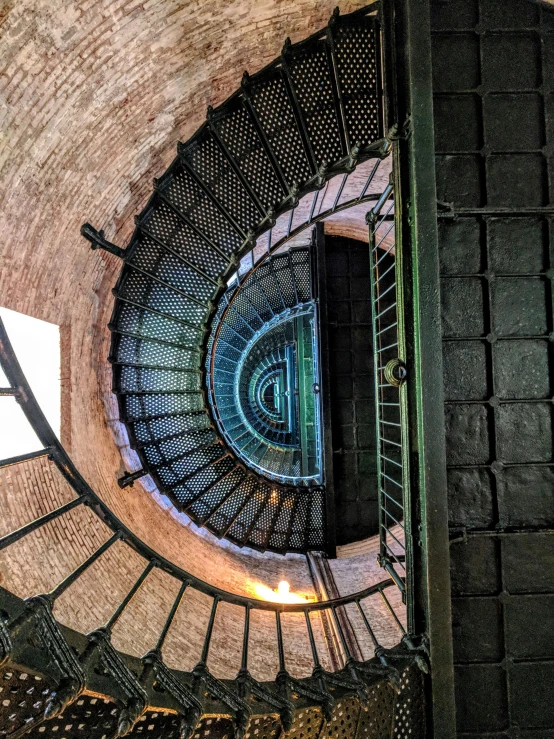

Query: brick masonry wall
(0, 0), (399, 681)
(431, 0), (554, 732)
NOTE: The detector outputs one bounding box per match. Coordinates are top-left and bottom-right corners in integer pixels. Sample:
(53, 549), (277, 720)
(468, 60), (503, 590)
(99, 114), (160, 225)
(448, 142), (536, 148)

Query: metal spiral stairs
(204, 247), (324, 550)
(0, 4), (430, 739)
(81, 2), (389, 555)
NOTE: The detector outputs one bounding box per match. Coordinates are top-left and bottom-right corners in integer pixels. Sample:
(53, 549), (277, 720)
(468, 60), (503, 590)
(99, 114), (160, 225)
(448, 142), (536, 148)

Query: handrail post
(240, 604), (251, 673)
(275, 610), (286, 675)
(105, 561), (156, 632)
(154, 580), (189, 653)
(47, 532), (121, 602)
(199, 596), (220, 666)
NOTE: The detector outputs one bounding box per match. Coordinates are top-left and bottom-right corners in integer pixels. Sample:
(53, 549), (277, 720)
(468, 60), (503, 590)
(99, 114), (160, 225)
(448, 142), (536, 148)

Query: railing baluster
(241, 604), (251, 672)
(332, 173), (348, 211)
(0, 497), (85, 551)
(355, 599), (385, 664)
(275, 610), (286, 673)
(105, 560), (155, 631)
(48, 532), (121, 602)
(378, 586), (406, 635)
(317, 181), (329, 216)
(308, 191), (319, 223)
(287, 207), (294, 237)
(155, 580), (189, 652)
(357, 160), (381, 201)
(200, 596), (220, 665)
(304, 610), (320, 668)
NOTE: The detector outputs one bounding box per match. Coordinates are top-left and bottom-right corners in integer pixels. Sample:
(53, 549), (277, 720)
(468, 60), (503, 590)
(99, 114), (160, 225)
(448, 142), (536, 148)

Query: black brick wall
(324, 235), (378, 544)
(431, 0), (554, 734)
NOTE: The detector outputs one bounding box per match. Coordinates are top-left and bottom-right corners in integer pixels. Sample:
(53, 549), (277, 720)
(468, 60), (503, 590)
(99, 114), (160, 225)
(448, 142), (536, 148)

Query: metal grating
(285, 40), (343, 166)
(163, 161), (243, 253)
(286, 708), (325, 739)
(213, 99), (285, 211)
(0, 669), (52, 738)
(391, 664), (426, 739)
(184, 132), (261, 233)
(23, 695), (120, 739)
(331, 14), (382, 149)
(356, 683), (396, 739)
(250, 70), (313, 186)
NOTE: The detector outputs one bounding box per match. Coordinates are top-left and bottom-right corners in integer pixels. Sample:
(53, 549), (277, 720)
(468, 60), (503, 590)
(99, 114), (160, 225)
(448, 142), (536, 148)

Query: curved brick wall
(0, 0), (394, 679)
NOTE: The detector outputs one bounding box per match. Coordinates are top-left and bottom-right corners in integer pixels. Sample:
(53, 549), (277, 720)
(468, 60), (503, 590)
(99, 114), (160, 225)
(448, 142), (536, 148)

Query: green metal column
(387, 0), (457, 735)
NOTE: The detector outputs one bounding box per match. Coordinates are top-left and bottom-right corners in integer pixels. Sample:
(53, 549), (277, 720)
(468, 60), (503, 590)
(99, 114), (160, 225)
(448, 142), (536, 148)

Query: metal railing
(367, 178), (412, 604)
(0, 315), (422, 738)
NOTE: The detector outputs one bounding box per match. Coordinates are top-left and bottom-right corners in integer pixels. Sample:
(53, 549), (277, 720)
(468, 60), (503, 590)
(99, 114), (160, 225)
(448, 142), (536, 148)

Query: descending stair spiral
(82, 3), (389, 553)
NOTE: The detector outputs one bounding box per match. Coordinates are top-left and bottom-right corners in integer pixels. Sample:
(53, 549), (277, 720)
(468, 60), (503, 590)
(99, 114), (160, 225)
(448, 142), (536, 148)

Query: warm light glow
(278, 580), (290, 597)
(251, 579), (312, 604)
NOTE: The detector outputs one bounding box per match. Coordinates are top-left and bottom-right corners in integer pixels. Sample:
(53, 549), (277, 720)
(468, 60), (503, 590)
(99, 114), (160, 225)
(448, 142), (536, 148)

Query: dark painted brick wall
(431, 0), (554, 734)
(324, 235), (378, 544)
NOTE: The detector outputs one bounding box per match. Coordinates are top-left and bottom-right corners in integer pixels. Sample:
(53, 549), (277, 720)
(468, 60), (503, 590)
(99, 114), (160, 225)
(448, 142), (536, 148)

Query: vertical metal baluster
(241, 604), (251, 672)
(332, 174), (348, 211)
(357, 159), (381, 201)
(317, 181), (329, 216)
(287, 207), (295, 237)
(378, 586), (406, 635)
(47, 532), (121, 602)
(354, 599), (387, 666)
(304, 610), (320, 668)
(356, 598), (401, 690)
(155, 580), (189, 653)
(0, 497), (85, 551)
(200, 596), (220, 666)
(276, 610), (286, 674)
(105, 560), (155, 631)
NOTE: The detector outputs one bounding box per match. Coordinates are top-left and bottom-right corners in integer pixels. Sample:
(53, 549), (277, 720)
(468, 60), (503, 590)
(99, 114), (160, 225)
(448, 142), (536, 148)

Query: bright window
(0, 307), (61, 459)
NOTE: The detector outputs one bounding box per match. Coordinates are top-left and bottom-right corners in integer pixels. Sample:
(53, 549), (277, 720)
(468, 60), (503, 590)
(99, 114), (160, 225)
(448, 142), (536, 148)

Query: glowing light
(251, 579), (312, 604)
(278, 580), (290, 598)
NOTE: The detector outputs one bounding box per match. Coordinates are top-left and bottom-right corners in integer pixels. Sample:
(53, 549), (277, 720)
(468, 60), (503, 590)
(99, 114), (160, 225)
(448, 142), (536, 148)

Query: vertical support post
(106, 560), (155, 632)
(200, 597), (220, 666)
(275, 610), (286, 674)
(241, 604), (251, 672)
(155, 580), (189, 653)
(48, 532), (121, 601)
(387, 0), (456, 734)
(304, 610), (321, 668)
(313, 223), (336, 556)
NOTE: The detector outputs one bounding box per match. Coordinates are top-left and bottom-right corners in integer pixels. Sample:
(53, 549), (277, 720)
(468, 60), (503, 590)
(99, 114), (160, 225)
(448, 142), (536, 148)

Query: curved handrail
(0, 316), (396, 613)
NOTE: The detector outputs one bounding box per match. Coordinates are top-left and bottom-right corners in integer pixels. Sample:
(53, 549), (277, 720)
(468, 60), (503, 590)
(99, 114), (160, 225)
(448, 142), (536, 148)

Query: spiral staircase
(0, 3), (429, 739)
(78, 1), (390, 555)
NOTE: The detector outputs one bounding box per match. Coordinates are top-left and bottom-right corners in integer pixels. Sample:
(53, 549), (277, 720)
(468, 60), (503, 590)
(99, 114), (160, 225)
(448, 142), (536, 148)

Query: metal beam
(390, 0), (456, 735)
